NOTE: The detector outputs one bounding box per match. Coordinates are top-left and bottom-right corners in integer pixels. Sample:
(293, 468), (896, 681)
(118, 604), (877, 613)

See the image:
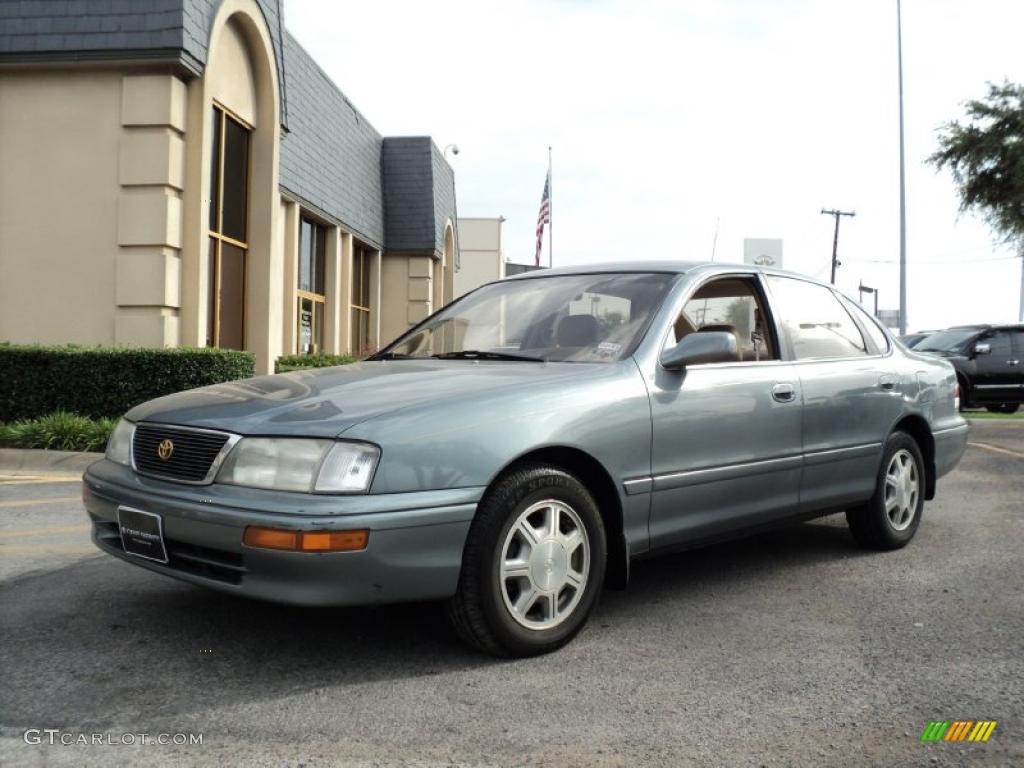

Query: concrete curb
(0, 448), (102, 475)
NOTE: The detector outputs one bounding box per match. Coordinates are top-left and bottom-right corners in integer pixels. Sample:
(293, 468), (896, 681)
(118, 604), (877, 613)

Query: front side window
(669, 276), (778, 361)
(979, 330), (1013, 358)
(207, 105), (250, 350)
(297, 217), (326, 354)
(1011, 330), (1024, 356)
(767, 276), (867, 360)
(378, 272), (675, 363)
(351, 244), (373, 354)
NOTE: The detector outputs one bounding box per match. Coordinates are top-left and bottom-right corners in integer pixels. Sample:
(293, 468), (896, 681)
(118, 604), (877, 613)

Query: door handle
(1009, 359), (1020, 366)
(878, 374), (898, 391)
(772, 383), (796, 403)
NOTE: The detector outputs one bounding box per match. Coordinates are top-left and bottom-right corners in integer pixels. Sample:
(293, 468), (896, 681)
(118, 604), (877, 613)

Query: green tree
(929, 81), (1024, 321)
(929, 82), (1024, 240)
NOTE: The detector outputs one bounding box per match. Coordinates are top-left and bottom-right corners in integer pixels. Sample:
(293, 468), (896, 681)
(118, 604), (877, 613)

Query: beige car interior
(671, 277), (777, 362)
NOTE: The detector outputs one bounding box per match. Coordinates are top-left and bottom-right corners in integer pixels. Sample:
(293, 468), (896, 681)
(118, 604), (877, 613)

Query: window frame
(350, 243), (373, 354)
(296, 215), (327, 355)
(207, 102), (252, 349)
(658, 271), (787, 369)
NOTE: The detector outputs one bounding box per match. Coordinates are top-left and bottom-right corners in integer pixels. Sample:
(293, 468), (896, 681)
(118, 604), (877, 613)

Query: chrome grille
(133, 424), (232, 483)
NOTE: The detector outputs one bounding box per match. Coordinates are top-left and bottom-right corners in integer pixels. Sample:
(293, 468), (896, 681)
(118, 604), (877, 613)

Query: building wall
(380, 254), (435, 347)
(454, 218), (505, 299)
(0, 0), (455, 373)
(0, 69), (185, 347)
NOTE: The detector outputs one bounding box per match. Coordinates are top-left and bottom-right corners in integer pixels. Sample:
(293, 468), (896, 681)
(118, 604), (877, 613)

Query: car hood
(125, 360), (604, 438)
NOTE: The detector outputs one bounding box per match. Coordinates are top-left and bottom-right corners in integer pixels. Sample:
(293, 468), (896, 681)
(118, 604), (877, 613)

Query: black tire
(447, 464), (606, 657)
(986, 403), (1020, 414)
(846, 431), (925, 551)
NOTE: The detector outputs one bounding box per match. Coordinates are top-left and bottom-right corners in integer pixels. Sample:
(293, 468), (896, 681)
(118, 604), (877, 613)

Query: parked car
(899, 331), (937, 348)
(84, 262), (968, 657)
(916, 324), (1024, 413)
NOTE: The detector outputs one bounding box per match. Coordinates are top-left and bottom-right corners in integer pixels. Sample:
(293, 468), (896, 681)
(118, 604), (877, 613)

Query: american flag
(534, 170), (551, 266)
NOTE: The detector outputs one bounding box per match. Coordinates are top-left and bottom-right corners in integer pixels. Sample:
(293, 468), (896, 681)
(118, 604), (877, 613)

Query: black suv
(916, 324), (1024, 413)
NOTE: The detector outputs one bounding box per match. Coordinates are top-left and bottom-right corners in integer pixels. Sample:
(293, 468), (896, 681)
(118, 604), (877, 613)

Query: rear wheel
(986, 403), (1020, 414)
(846, 431), (925, 550)
(447, 464), (606, 657)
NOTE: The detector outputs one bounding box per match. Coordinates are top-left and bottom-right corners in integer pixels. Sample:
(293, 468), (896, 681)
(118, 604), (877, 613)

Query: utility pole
(821, 208), (856, 284)
(1019, 242), (1024, 322)
(897, 0), (908, 333)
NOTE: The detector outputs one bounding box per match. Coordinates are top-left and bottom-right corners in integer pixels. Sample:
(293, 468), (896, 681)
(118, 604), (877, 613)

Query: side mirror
(972, 342), (991, 357)
(660, 331), (739, 370)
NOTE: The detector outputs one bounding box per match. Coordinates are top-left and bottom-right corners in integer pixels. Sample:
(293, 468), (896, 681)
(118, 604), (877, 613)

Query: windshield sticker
(597, 341), (622, 356)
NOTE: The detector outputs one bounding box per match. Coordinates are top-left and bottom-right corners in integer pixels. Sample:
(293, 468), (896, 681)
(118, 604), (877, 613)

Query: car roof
(502, 260), (831, 285)
(949, 324), (1024, 332)
(502, 260), (704, 279)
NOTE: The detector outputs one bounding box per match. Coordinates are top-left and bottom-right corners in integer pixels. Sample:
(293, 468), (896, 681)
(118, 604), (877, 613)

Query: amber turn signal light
(243, 526), (368, 552)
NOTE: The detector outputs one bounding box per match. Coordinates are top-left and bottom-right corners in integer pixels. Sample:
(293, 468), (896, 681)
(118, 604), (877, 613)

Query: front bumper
(83, 459), (481, 607)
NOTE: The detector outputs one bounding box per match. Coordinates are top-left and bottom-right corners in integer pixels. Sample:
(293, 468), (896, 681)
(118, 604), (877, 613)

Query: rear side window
(767, 276), (867, 360)
(843, 297), (891, 353)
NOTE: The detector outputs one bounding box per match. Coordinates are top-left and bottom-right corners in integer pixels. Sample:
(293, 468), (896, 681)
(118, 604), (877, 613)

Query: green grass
(963, 410), (1024, 420)
(0, 411), (116, 452)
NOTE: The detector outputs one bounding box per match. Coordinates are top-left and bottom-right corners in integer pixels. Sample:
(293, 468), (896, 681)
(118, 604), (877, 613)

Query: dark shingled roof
(0, 0), (453, 256)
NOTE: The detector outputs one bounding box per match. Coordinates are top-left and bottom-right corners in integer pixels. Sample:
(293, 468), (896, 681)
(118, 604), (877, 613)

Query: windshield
(377, 272), (676, 363)
(916, 328), (980, 352)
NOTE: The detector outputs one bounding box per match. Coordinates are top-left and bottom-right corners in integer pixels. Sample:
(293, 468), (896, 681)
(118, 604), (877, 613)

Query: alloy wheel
(499, 499), (590, 631)
(884, 448), (919, 531)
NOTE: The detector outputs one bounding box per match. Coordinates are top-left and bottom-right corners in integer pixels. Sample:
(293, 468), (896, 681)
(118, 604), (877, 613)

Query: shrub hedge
(0, 412), (117, 452)
(0, 344), (255, 421)
(275, 353), (359, 373)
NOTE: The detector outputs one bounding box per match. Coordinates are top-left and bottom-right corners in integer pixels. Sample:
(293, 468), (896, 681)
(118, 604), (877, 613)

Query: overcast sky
(285, 0), (1024, 331)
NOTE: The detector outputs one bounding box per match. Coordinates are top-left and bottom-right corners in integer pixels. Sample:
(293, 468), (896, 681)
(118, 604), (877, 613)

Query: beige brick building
(0, 0), (460, 374)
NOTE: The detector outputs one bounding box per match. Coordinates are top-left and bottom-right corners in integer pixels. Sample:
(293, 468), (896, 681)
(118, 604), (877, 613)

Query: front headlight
(105, 419), (134, 466)
(216, 438), (379, 494)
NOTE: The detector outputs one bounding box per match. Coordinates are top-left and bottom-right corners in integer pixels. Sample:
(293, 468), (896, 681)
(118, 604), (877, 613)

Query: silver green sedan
(84, 262), (968, 657)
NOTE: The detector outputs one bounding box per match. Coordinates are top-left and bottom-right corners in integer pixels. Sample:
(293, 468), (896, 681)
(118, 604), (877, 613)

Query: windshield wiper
(370, 352), (414, 360)
(431, 350), (545, 362)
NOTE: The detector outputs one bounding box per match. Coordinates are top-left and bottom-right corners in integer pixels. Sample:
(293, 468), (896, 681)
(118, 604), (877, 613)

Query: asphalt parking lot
(1, 420), (1021, 767)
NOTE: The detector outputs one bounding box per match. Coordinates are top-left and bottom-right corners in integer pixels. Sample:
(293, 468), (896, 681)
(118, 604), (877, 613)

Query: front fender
(344, 362), (652, 498)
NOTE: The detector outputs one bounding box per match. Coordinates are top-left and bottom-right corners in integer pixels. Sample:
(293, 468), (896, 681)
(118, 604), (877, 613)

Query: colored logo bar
(920, 721), (997, 742)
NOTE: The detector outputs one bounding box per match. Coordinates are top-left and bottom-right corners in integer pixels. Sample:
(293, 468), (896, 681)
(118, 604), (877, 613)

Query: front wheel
(986, 403), (1020, 414)
(447, 464), (606, 657)
(846, 431), (925, 550)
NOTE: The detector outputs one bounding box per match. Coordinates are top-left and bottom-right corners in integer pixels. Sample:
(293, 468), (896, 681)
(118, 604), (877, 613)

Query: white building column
(338, 232), (354, 354)
(324, 226), (343, 354)
(115, 74), (187, 347)
(280, 199), (300, 355)
(370, 248), (383, 350)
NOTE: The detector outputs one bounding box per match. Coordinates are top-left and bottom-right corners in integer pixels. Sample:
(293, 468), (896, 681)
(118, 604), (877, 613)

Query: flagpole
(548, 146), (553, 268)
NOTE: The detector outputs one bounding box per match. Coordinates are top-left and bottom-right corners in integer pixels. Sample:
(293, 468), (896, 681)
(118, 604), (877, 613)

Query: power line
(849, 254), (1020, 265)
